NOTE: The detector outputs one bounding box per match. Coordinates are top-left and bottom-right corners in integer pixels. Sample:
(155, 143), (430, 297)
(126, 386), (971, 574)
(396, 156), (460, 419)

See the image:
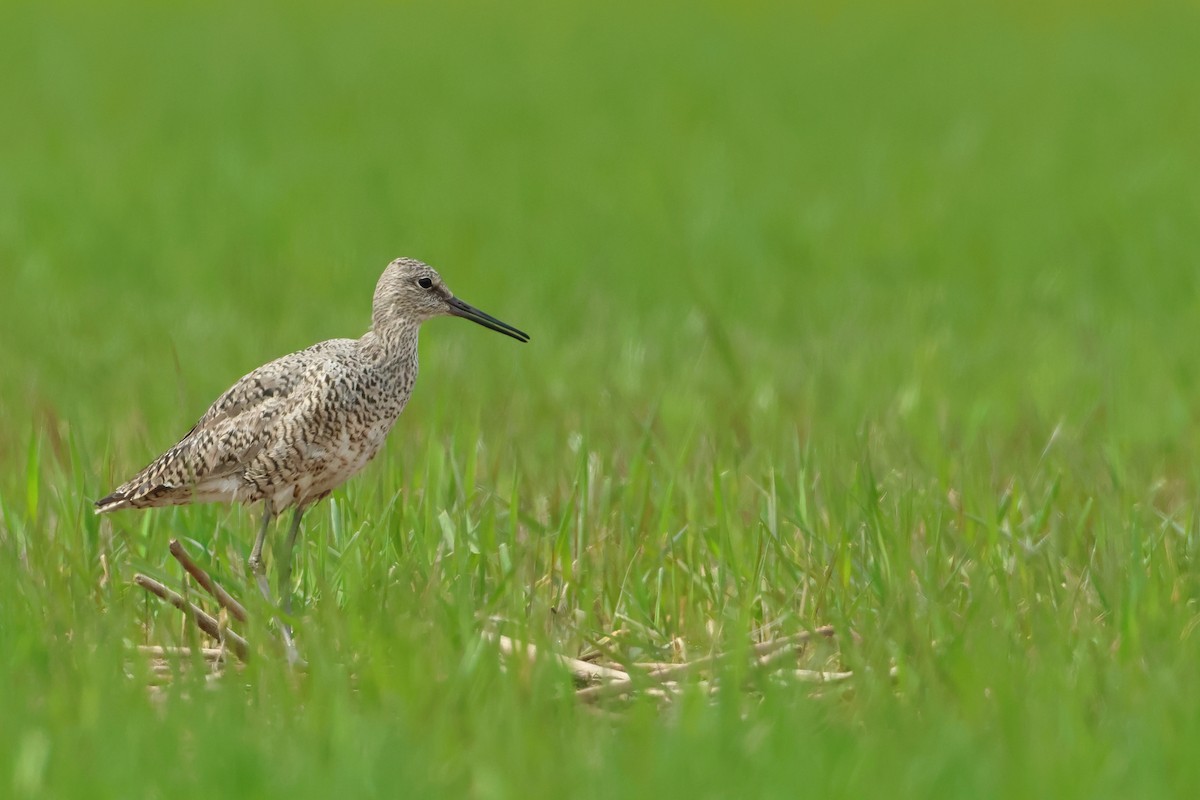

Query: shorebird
(97, 257), (528, 641)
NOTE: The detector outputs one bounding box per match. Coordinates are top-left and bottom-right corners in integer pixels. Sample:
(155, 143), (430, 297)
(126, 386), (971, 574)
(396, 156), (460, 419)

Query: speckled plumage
(96, 258), (527, 637)
(97, 258), (527, 516)
(95, 331), (420, 515)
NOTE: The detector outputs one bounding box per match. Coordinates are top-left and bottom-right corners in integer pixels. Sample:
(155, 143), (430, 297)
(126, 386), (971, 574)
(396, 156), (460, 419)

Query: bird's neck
(359, 319), (420, 370)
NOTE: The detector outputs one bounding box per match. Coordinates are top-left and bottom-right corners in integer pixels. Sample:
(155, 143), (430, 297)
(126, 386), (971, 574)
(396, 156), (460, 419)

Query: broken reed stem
(575, 625), (839, 704)
(792, 669), (854, 682)
(136, 645), (227, 660)
(134, 574), (249, 660)
(168, 539), (248, 622)
(752, 625), (837, 658)
(753, 627), (837, 670)
(487, 632), (629, 684)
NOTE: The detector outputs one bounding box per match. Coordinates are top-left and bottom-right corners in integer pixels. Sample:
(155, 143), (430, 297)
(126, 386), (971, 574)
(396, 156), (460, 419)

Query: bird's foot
(282, 627), (306, 668)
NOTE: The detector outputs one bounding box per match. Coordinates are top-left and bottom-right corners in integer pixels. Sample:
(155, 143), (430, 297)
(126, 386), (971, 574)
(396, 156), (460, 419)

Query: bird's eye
(417, 277), (433, 289)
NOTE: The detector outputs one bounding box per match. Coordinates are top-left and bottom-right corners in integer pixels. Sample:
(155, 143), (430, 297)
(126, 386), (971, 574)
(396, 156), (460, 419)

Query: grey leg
(246, 501), (304, 666)
(248, 503), (273, 604)
(277, 506), (305, 616)
(277, 506), (306, 666)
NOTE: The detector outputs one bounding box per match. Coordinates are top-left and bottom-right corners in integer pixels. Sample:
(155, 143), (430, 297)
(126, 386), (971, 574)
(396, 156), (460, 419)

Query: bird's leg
(276, 506), (306, 666)
(277, 506), (305, 617)
(248, 503), (274, 605)
(243, 502), (303, 664)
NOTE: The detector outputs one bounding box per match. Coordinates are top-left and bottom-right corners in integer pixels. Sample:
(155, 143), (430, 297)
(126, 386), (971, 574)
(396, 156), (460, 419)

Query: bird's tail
(94, 489), (134, 514)
(94, 479), (194, 513)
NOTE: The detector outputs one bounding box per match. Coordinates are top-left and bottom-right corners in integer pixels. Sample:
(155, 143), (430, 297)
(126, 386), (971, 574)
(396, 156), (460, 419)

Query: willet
(97, 257), (528, 652)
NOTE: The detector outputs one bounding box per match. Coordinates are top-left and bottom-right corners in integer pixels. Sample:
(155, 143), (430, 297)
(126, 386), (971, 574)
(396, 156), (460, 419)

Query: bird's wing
(186, 339), (356, 436)
(97, 340), (356, 509)
(240, 354), (360, 484)
(174, 339), (363, 476)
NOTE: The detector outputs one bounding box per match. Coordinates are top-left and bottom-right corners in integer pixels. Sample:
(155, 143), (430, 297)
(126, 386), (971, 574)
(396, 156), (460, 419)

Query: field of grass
(3, 0), (1200, 796)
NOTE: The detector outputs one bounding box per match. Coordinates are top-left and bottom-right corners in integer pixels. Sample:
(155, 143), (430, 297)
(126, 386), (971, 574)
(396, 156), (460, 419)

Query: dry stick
(791, 669), (854, 682)
(492, 633), (630, 683)
(600, 627), (840, 687)
(167, 539), (248, 622)
(753, 635), (837, 672)
(134, 574), (249, 660)
(486, 632), (630, 684)
(576, 625), (838, 703)
(751, 625), (837, 658)
(136, 645), (227, 660)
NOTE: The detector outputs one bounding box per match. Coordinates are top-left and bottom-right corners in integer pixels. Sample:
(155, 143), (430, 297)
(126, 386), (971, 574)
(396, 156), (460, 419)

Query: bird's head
(372, 257), (529, 342)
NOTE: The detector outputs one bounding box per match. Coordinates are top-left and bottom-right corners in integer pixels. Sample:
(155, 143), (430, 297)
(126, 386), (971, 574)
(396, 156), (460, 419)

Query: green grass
(3, 0), (1200, 796)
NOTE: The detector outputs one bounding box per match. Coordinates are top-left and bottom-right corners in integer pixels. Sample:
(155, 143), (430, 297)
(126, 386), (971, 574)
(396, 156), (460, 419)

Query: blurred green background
(2, 0), (1200, 797)
(4, 0), (1198, 460)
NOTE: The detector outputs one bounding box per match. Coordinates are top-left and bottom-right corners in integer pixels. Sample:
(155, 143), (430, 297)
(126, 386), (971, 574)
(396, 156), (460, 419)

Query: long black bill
(447, 296), (530, 342)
